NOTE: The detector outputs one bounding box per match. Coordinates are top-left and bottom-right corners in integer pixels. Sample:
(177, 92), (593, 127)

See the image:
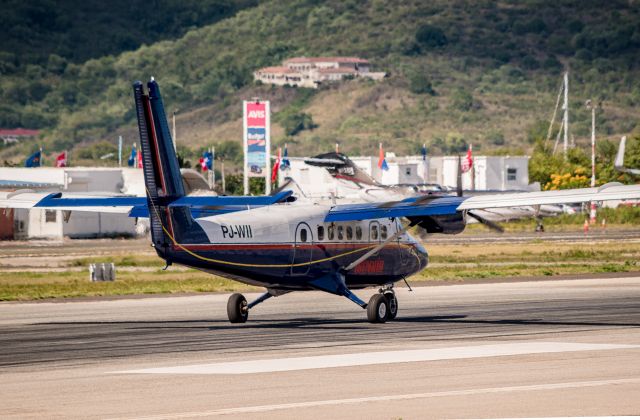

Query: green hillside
(2, 0), (640, 172)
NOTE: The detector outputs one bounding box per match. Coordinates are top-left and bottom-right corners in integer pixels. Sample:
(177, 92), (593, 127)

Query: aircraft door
(291, 222), (313, 276)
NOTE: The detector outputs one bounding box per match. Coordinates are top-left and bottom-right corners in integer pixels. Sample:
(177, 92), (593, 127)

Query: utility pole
(585, 99), (600, 224)
(562, 71), (570, 159)
(585, 99), (599, 188)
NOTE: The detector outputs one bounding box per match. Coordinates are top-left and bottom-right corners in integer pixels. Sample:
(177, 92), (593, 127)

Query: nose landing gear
(366, 286), (398, 323)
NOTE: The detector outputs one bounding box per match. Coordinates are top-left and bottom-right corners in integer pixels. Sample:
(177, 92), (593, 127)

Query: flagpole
(118, 136), (123, 168)
(221, 159), (226, 194)
(211, 146), (215, 190)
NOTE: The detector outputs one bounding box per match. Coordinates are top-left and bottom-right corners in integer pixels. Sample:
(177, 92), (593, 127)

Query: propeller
(466, 211), (505, 233)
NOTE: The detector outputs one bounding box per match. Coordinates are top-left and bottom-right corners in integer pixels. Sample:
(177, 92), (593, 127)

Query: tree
(415, 24), (447, 49)
(281, 112), (316, 136)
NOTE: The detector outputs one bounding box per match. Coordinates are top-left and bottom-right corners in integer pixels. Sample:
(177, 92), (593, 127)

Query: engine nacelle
(409, 212), (466, 235)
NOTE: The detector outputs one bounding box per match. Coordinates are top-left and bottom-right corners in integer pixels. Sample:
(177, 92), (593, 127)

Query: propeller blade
(467, 211), (505, 233)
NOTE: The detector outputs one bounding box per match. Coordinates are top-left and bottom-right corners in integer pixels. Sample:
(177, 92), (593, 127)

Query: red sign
(246, 102), (266, 127)
(353, 259), (385, 274)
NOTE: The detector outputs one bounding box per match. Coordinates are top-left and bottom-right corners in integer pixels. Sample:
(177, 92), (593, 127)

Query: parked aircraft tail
(614, 136), (640, 176)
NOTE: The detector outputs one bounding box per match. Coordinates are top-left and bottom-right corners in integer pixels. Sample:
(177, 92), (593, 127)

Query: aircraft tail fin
(133, 79), (206, 256)
(614, 136), (627, 171)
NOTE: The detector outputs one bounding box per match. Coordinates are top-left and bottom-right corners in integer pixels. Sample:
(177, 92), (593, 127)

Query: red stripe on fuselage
(171, 242), (413, 251)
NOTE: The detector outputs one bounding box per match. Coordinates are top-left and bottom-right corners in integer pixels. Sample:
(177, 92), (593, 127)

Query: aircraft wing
(0, 190), (295, 218)
(457, 183), (640, 210)
(326, 196), (464, 222)
(326, 183), (640, 221)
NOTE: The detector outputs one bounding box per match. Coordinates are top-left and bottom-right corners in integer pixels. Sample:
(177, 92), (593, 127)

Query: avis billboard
(243, 101), (270, 179)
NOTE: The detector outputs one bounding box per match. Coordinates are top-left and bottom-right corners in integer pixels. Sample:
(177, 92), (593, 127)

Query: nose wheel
(366, 289), (398, 323)
(384, 291), (398, 320)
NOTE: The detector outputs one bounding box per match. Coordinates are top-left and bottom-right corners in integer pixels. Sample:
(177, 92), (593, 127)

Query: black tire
(227, 293), (248, 323)
(384, 292), (398, 320)
(367, 293), (389, 323)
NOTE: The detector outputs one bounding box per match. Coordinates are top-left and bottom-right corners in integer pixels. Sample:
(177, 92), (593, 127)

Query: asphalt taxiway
(1, 276), (639, 419)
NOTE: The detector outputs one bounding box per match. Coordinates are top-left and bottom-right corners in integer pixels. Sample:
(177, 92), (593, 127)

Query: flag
(377, 143), (389, 171)
(25, 150), (41, 167)
(271, 147), (281, 183)
(280, 143), (290, 170)
(202, 152), (213, 171)
(421, 144), (427, 161)
(55, 151), (67, 167)
(461, 144), (473, 173)
(127, 144), (137, 167)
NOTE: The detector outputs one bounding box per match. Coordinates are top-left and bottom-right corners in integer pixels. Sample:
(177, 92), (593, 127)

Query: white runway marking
(106, 377), (640, 419)
(116, 342), (638, 375)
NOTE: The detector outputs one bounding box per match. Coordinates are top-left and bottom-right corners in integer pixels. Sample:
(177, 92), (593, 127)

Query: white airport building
(278, 153), (531, 197)
(0, 167), (145, 240)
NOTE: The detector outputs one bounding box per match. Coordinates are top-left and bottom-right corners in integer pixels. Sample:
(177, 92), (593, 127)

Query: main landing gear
(227, 293), (249, 323)
(366, 287), (398, 323)
(227, 290), (286, 323)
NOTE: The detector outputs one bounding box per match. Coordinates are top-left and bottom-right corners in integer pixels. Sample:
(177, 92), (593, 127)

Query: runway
(1, 276), (640, 418)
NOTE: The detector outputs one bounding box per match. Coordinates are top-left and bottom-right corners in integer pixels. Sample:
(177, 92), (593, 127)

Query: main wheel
(367, 293), (389, 323)
(384, 292), (398, 320)
(227, 293), (248, 323)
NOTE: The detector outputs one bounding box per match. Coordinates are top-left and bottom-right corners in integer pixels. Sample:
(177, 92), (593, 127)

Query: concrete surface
(1, 276), (639, 419)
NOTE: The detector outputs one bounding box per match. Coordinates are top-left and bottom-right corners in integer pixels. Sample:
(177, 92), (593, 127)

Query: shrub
(281, 112), (316, 136)
(450, 88), (474, 112)
(408, 72), (436, 95)
(415, 24), (447, 48)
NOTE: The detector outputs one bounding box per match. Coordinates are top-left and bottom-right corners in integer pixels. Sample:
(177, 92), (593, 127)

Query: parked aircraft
(289, 151), (563, 224)
(2, 79), (640, 323)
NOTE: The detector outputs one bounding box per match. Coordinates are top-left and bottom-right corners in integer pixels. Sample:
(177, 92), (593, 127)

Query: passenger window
(300, 228), (307, 242)
(346, 226), (353, 240)
(328, 224), (335, 240)
(355, 226), (362, 240)
(381, 225), (388, 240)
(317, 226), (324, 241)
(371, 225), (378, 240)
(337, 225), (344, 240)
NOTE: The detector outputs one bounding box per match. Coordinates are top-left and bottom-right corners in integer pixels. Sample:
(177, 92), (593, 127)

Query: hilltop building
(254, 57), (386, 88)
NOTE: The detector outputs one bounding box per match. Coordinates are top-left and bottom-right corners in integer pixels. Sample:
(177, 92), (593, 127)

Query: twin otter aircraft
(3, 79), (640, 323)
